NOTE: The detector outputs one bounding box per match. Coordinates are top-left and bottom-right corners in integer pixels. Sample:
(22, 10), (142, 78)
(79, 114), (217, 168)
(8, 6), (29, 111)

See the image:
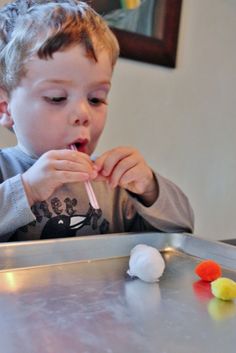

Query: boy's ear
(0, 89), (14, 129)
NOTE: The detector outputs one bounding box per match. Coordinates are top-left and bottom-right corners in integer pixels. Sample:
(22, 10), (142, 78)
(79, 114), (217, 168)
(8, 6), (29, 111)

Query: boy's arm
(0, 174), (35, 239)
(95, 146), (194, 233)
(128, 172), (194, 233)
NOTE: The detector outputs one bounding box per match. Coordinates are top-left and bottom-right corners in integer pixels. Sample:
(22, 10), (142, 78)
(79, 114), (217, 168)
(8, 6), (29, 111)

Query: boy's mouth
(71, 139), (88, 153)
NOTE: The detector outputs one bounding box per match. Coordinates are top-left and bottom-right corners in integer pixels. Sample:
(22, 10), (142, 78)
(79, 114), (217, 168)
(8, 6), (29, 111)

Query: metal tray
(0, 232), (236, 353)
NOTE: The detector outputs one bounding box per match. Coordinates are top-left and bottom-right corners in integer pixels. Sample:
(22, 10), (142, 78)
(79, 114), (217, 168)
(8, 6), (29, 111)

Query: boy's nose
(70, 100), (90, 126)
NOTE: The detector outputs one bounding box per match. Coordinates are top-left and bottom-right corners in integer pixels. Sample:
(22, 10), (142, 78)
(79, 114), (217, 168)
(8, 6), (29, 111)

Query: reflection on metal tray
(0, 232), (236, 353)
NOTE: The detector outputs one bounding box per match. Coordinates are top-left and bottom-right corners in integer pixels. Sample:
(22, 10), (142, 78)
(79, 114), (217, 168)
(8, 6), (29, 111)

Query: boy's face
(5, 45), (113, 157)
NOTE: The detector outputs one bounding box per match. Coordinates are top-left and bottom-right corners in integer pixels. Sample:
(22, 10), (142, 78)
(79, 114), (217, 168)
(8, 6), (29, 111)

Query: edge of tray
(0, 232), (236, 271)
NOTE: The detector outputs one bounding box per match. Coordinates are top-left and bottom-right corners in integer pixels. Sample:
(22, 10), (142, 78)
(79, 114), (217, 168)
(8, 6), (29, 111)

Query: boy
(0, 0), (194, 241)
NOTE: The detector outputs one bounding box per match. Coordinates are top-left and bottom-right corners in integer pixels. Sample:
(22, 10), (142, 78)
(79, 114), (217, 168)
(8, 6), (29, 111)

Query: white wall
(96, 0), (236, 240)
(1, 0), (236, 240)
(0, 125), (16, 147)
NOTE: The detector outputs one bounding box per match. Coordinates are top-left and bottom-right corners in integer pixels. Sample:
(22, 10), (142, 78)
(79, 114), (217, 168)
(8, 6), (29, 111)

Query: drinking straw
(70, 144), (100, 210)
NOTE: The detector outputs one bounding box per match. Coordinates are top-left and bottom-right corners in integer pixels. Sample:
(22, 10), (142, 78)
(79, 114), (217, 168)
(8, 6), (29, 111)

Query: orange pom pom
(195, 260), (222, 282)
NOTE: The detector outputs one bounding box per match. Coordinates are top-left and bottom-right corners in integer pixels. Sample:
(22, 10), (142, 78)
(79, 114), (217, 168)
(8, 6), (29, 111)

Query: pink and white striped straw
(70, 144), (100, 210)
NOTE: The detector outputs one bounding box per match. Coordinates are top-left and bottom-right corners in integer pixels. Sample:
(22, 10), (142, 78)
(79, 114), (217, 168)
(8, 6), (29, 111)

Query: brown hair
(0, 0), (119, 93)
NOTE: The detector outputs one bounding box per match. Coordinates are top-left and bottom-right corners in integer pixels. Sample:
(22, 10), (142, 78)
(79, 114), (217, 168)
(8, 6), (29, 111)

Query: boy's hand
(95, 147), (159, 206)
(22, 150), (97, 206)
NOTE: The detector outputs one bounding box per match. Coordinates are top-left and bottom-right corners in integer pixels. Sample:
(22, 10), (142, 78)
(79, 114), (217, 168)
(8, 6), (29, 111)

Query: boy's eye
(44, 96), (67, 104)
(89, 97), (107, 106)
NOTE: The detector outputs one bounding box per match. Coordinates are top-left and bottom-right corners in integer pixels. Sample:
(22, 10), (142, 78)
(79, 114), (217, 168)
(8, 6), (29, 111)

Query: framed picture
(88, 0), (183, 68)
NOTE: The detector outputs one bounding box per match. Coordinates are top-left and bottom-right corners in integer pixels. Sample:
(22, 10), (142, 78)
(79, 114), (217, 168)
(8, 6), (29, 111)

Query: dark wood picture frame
(90, 0), (183, 68)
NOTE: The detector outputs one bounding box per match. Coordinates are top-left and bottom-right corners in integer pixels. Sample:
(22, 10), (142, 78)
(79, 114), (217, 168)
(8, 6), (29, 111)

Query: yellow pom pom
(211, 277), (236, 301)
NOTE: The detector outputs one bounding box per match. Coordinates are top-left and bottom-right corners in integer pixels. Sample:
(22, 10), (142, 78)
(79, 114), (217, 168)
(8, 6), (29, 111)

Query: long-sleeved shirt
(0, 146), (194, 241)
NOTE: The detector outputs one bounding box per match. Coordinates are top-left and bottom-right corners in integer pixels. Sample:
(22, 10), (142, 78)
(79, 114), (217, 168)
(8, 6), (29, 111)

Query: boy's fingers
(94, 152), (108, 171)
(94, 174), (107, 182)
(42, 149), (96, 176)
(109, 157), (138, 187)
(95, 147), (134, 176)
(53, 159), (96, 175)
(46, 149), (92, 163)
(56, 170), (90, 183)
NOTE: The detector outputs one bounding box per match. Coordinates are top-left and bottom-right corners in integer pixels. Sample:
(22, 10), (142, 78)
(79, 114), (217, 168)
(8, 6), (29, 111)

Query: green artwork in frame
(87, 0), (183, 68)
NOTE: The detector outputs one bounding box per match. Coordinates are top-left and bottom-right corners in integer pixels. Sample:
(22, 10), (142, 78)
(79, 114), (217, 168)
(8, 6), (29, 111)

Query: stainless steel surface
(0, 233), (236, 353)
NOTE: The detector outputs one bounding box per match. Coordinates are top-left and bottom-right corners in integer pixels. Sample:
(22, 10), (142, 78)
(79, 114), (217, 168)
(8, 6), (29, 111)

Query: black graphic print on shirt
(18, 196), (109, 238)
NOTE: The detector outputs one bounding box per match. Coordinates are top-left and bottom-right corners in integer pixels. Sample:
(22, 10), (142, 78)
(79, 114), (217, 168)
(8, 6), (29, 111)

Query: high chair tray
(0, 232), (236, 353)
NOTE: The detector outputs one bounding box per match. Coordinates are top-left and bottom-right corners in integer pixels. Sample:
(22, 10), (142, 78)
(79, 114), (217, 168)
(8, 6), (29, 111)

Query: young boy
(0, 0), (194, 241)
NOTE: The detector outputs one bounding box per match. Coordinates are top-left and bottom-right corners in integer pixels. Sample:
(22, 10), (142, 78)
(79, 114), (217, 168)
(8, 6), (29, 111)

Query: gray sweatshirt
(0, 146), (194, 241)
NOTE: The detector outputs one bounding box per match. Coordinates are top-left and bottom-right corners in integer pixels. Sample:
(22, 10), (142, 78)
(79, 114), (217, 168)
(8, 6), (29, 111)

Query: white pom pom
(127, 244), (165, 283)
